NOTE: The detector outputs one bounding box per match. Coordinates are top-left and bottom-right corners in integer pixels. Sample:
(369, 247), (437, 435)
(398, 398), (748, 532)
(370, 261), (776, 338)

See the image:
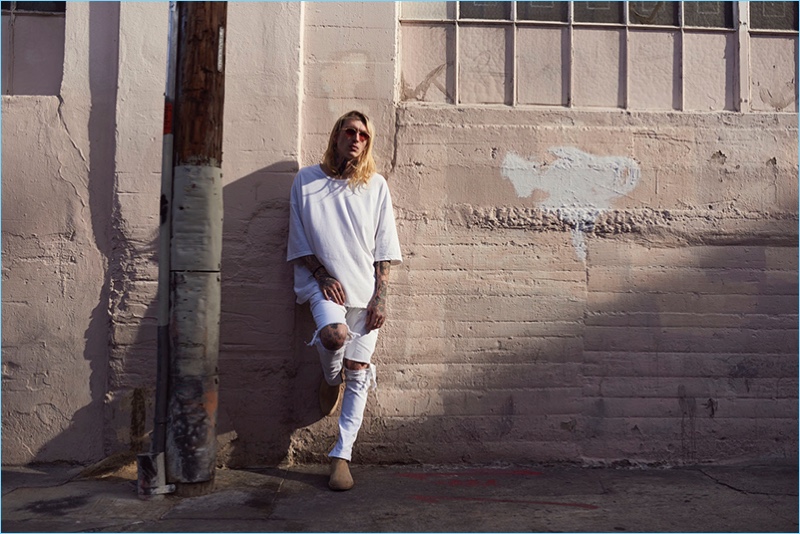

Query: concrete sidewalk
(2, 461), (797, 532)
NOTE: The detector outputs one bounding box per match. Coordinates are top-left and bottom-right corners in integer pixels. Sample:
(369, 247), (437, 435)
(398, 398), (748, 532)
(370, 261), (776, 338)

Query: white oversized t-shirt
(286, 165), (403, 308)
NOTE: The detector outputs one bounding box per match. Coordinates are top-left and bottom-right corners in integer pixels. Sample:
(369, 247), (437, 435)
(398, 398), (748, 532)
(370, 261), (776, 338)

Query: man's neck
(321, 158), (354, 179)
(337, 158), (351, 177)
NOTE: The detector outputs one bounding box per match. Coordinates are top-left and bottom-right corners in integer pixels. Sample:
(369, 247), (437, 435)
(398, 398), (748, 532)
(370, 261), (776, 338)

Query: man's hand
(366, 261), (390, 331)
(318, 272), (346, 305)
(300, 255), (346, 305)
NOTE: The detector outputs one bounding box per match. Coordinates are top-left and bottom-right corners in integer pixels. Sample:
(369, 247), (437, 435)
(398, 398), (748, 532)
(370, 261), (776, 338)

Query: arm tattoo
(301, 255), (328, 281)
(372, 261), (391, 311)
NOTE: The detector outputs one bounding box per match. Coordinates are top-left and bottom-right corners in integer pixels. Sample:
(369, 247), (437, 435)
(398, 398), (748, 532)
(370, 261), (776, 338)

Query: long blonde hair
(321, 110), (377, 188)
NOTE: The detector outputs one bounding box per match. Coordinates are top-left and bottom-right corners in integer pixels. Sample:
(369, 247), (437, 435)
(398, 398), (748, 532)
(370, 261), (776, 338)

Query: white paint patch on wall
(502, 147), (641, 260)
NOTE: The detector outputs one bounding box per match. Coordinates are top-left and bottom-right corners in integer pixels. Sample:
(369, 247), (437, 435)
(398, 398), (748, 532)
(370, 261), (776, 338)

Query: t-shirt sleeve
(286, 176), (314, 262)
(374, 183), (403, 264)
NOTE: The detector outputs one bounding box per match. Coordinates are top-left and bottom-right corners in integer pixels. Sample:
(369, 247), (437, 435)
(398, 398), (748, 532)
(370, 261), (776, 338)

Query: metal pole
(155, 0), (180, 458)
(137, 1), (179, 499)
(166, 1), (227, 497)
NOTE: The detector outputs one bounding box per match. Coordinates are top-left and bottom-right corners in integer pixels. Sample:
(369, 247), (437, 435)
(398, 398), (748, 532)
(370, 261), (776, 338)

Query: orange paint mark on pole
(203, 389), (219, 419)
(163, 101), (174, 135)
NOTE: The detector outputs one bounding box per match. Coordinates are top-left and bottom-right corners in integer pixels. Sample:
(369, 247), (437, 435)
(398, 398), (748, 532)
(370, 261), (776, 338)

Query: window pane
(459, 25), (511, 103)
(459, 1), (511, 20)
(2, 14), (10, 94)
(15, 2), (65, 12)
(684, 2), (733, 28)
(402, 2), (454, 20)
(401, 24), (454, 103)
(517, 26), (569, 105)
(574, 2), (623, 24)
(629, 1), (678, 26)
(628, 30), (680, 110)
(9, 13), (64, 95)
(517, 1), (568, 22)
(750, 35), (798, 112)
(573, 28), (625, 107)
(750, 2), (798, 31)
(1, 2), (11, 11)
(684, 32), (736, 111)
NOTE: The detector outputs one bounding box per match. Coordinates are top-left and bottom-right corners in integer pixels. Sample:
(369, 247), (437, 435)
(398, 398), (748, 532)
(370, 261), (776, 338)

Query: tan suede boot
(328, 457), (354, 491)
(319, 379), (343, 417)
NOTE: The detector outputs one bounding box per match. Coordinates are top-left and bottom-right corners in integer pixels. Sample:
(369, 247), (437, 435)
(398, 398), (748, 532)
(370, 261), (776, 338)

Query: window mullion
(568, 1), (574, 107)
(454, 2), (460, 104)
(736, 1), (750, 112)
(679, 1), (685, 111)
(511, 1), (517, 105)
(624, 1), (630, 109)
(5, 1), (15, 94)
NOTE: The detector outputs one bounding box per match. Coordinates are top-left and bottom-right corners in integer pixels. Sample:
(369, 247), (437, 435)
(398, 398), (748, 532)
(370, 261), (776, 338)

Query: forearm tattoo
(372, 261), (391, 312)
(301, 255), (328, 281)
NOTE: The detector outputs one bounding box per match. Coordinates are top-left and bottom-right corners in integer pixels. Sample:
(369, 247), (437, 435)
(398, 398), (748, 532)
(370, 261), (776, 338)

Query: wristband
(312, 265), (326, 278)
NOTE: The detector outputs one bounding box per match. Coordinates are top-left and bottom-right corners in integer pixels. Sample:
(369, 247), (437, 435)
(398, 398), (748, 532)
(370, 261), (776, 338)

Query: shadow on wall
(350, 227), (798, 466)
(35, 134), (329, 470)
(578, 238), (798, 464)
(217, 161), (333, 467)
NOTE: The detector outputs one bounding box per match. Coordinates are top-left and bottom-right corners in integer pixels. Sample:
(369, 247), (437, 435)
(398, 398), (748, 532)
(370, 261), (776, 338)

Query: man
(286, 111), (402, 491)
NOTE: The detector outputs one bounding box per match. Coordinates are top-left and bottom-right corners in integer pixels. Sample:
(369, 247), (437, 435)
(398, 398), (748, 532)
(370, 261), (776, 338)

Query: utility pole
(166, 1), (227, 497)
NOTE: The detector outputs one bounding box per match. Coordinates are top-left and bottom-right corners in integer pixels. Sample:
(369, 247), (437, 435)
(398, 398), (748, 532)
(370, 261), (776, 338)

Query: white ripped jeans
(309, 291), (378, 461)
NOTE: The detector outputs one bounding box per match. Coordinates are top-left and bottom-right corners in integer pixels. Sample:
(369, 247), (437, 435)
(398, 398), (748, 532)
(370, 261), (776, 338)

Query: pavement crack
(698, 468), (798, 497)
(698, 468), (753, 495)
(270, 468), (288, 507)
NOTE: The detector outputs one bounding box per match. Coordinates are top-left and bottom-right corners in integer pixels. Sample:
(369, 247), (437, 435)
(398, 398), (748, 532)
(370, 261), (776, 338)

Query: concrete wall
(217, 1), (303, 465)
(103, 2), (168, 458)
(2, 2), (797, 467)
(2, 2), (115, 464)
(377, 107), (798, 464)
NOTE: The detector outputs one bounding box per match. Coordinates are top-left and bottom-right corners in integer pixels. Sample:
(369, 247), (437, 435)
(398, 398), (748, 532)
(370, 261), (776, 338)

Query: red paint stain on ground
(434, 479), (498, 487)
(397, 469), (542, 480)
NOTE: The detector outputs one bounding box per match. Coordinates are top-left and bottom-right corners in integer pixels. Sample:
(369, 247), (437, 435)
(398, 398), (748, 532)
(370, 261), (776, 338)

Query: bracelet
(312, 265), (326, 278)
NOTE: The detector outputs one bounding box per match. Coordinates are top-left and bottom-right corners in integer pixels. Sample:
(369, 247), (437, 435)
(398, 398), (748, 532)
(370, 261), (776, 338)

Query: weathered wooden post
(166, 1), (227, 496)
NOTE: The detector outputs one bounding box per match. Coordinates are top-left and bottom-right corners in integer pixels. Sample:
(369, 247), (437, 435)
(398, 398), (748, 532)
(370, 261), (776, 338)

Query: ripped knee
(344, 358), (369, 371)
(320, 323), (348, 351)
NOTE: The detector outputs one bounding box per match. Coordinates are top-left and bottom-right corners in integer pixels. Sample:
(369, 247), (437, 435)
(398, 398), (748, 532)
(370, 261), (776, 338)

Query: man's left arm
(365, 260), (391, 331)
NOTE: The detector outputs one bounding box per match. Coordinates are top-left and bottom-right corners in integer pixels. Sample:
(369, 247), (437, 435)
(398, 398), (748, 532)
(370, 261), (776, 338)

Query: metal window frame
(748, 0), (798, 33)
(1, 1), (66, 16)
(398, 1), (796, 113)
(1, 0), (66, 95)
(741, 1), (800, 113)
(737, 1), (750, 112)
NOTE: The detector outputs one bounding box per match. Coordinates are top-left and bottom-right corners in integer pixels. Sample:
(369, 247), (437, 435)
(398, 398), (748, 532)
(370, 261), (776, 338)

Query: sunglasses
(342, 127), (370, 142)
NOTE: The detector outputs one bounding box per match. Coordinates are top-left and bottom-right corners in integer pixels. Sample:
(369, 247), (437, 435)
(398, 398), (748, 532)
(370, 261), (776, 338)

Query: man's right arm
(298, 255), (346, 305)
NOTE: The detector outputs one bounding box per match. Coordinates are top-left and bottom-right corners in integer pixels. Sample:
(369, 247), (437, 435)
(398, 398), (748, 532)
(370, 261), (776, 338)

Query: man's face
(335, 118), (370, 162)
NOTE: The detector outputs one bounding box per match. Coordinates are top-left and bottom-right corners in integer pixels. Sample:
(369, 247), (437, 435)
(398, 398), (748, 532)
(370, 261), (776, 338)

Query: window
(2, 1), (66, 95)
(399, 1), (797, 112)
(747, 2), (798, 112)
(750, 1), (798, 31)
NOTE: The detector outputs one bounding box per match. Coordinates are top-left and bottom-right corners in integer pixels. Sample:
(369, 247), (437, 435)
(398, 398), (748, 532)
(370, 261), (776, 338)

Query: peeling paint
(501, 147), (641, 259)
(758, 82), (795, 112)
